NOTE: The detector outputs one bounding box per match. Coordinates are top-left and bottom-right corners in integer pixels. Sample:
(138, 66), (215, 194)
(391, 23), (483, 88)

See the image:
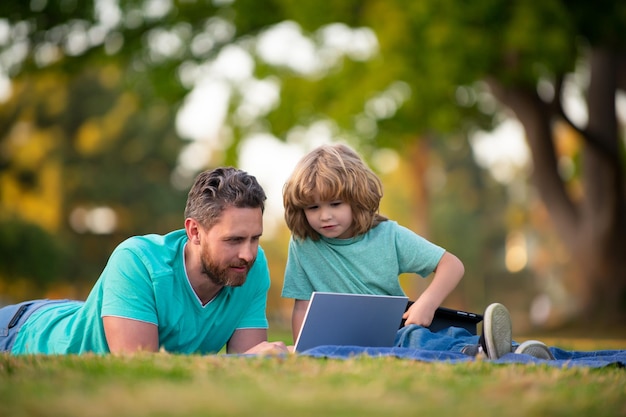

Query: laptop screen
(294, 292), (408, 353)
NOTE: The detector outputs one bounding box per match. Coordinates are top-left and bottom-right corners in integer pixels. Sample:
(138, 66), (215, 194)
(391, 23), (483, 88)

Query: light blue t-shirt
(12, 229), (270, 355)
(281, 220), (445, 300)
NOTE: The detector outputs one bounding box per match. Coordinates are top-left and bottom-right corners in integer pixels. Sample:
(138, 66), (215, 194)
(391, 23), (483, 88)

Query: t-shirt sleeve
(394, 223), (446, 278)
(281, 237), (315, 300)
(100, 246), (159, 325)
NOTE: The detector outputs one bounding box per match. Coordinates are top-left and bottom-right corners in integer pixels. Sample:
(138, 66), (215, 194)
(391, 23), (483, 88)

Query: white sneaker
(514, 340), (555, 360)
(481, 303), (512, 359)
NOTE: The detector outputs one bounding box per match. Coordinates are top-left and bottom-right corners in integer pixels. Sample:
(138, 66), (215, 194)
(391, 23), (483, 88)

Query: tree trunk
(576, 48), (626, 320)
(486, 48), (626, 325)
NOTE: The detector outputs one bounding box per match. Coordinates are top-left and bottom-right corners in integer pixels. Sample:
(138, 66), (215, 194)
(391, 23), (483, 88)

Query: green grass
(1, 336), (625, 417)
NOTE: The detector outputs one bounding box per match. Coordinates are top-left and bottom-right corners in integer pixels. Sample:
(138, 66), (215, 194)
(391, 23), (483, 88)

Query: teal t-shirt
(281, 220), (445, 300)
(13, 229), (270, 355)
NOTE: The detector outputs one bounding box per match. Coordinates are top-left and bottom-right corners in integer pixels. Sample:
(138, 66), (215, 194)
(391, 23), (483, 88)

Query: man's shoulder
(118, 229), (186, 249)
(113, 230), (186, 258)
(111, 230), (187, 270)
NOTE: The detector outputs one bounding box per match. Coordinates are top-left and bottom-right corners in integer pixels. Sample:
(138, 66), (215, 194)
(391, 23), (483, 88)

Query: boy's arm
(291, 299), (309, 343)
(403, 251), (464, 326)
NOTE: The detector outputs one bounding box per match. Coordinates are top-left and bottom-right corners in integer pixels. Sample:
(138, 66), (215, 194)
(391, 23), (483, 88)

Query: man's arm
(103, 316), (159, 354)
(227, 328), (289, 355)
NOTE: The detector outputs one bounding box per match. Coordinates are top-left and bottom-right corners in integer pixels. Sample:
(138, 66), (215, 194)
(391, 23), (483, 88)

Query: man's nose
(239, 242), (257, 262)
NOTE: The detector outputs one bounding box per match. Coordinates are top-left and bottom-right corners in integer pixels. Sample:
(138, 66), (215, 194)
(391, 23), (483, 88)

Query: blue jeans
(394, 324), (480, 353)
(0, 299), (70, 353)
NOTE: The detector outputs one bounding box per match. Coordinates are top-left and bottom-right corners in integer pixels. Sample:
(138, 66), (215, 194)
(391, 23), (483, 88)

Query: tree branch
(485, 77), (580, 245)
(549, 68), (619, 166)
(616, 52), (626, 91)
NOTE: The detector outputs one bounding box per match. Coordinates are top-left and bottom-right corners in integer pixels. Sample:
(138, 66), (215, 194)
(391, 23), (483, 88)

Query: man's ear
(184, 218), (201, 245)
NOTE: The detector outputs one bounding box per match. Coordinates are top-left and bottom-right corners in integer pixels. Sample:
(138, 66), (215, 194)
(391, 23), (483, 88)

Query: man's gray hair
(184, 167), (266, 228)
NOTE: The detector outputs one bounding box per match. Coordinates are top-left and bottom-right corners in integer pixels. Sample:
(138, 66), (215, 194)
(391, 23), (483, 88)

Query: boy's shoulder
(370, 219), (402, 234)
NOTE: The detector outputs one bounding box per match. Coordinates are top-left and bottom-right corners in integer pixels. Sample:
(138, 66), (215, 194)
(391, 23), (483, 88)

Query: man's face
(198, 206), (263, 287)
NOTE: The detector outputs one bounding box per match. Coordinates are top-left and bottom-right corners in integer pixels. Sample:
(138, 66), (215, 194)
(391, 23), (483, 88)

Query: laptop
(294, 292), (408, 353)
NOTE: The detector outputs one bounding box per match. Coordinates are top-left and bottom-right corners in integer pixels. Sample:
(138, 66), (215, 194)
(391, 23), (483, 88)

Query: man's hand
(244, 340), (291, 355)
(228, 328), (292, 355)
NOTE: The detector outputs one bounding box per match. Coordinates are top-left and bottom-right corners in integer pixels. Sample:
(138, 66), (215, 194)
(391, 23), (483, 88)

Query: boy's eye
(305, 205), (319, 210)
(330, 201), (342, 207)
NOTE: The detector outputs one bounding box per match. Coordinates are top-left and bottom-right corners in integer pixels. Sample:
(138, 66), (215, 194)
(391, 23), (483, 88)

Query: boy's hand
(402, 301), (436, 327)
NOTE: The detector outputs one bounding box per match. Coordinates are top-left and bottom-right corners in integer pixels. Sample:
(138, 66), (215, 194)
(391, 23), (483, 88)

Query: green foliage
(1, 0), (624, 315)
(0, 63), (187, 291)
(217, 0), (569, 146)
(0, 217), (68, 286)
(2, 0), (622, 143)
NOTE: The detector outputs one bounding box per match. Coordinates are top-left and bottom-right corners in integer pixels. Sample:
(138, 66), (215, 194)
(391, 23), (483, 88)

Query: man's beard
(201, 257), (253, 287)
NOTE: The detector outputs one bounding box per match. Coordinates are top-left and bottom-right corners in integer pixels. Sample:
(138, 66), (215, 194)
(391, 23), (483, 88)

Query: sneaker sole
(483, 303), (512, 359)
(514, 340), (555, 360)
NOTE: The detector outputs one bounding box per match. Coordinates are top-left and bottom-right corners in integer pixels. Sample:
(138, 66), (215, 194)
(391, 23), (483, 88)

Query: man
(0, 167), (288, 355)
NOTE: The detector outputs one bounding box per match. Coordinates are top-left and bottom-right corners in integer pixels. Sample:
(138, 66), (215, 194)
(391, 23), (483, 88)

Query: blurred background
(1, 0), (624, 336)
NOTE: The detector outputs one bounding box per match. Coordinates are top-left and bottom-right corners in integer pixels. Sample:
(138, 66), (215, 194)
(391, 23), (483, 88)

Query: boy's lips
(320, 225), (341, 235)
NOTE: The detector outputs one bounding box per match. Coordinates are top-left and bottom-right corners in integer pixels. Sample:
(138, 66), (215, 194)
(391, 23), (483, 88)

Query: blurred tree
(377, 137), (511, 312)
(1, 0), (623, 325)
(242, 0), (626, 323)
(0, 216), (68, 300)
(0, 0), (257, 297)
(0, 63), (186, 296)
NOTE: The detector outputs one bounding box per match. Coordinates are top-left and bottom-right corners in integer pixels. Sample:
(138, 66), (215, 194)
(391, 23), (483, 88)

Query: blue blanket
(300, 345), (626, 368)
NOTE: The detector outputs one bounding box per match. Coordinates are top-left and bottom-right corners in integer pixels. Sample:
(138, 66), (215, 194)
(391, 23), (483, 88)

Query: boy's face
(304, 197), (354, 239)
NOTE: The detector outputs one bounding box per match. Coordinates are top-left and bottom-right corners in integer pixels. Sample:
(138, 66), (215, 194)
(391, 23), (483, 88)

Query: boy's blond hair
(283, 143), (387, 240)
